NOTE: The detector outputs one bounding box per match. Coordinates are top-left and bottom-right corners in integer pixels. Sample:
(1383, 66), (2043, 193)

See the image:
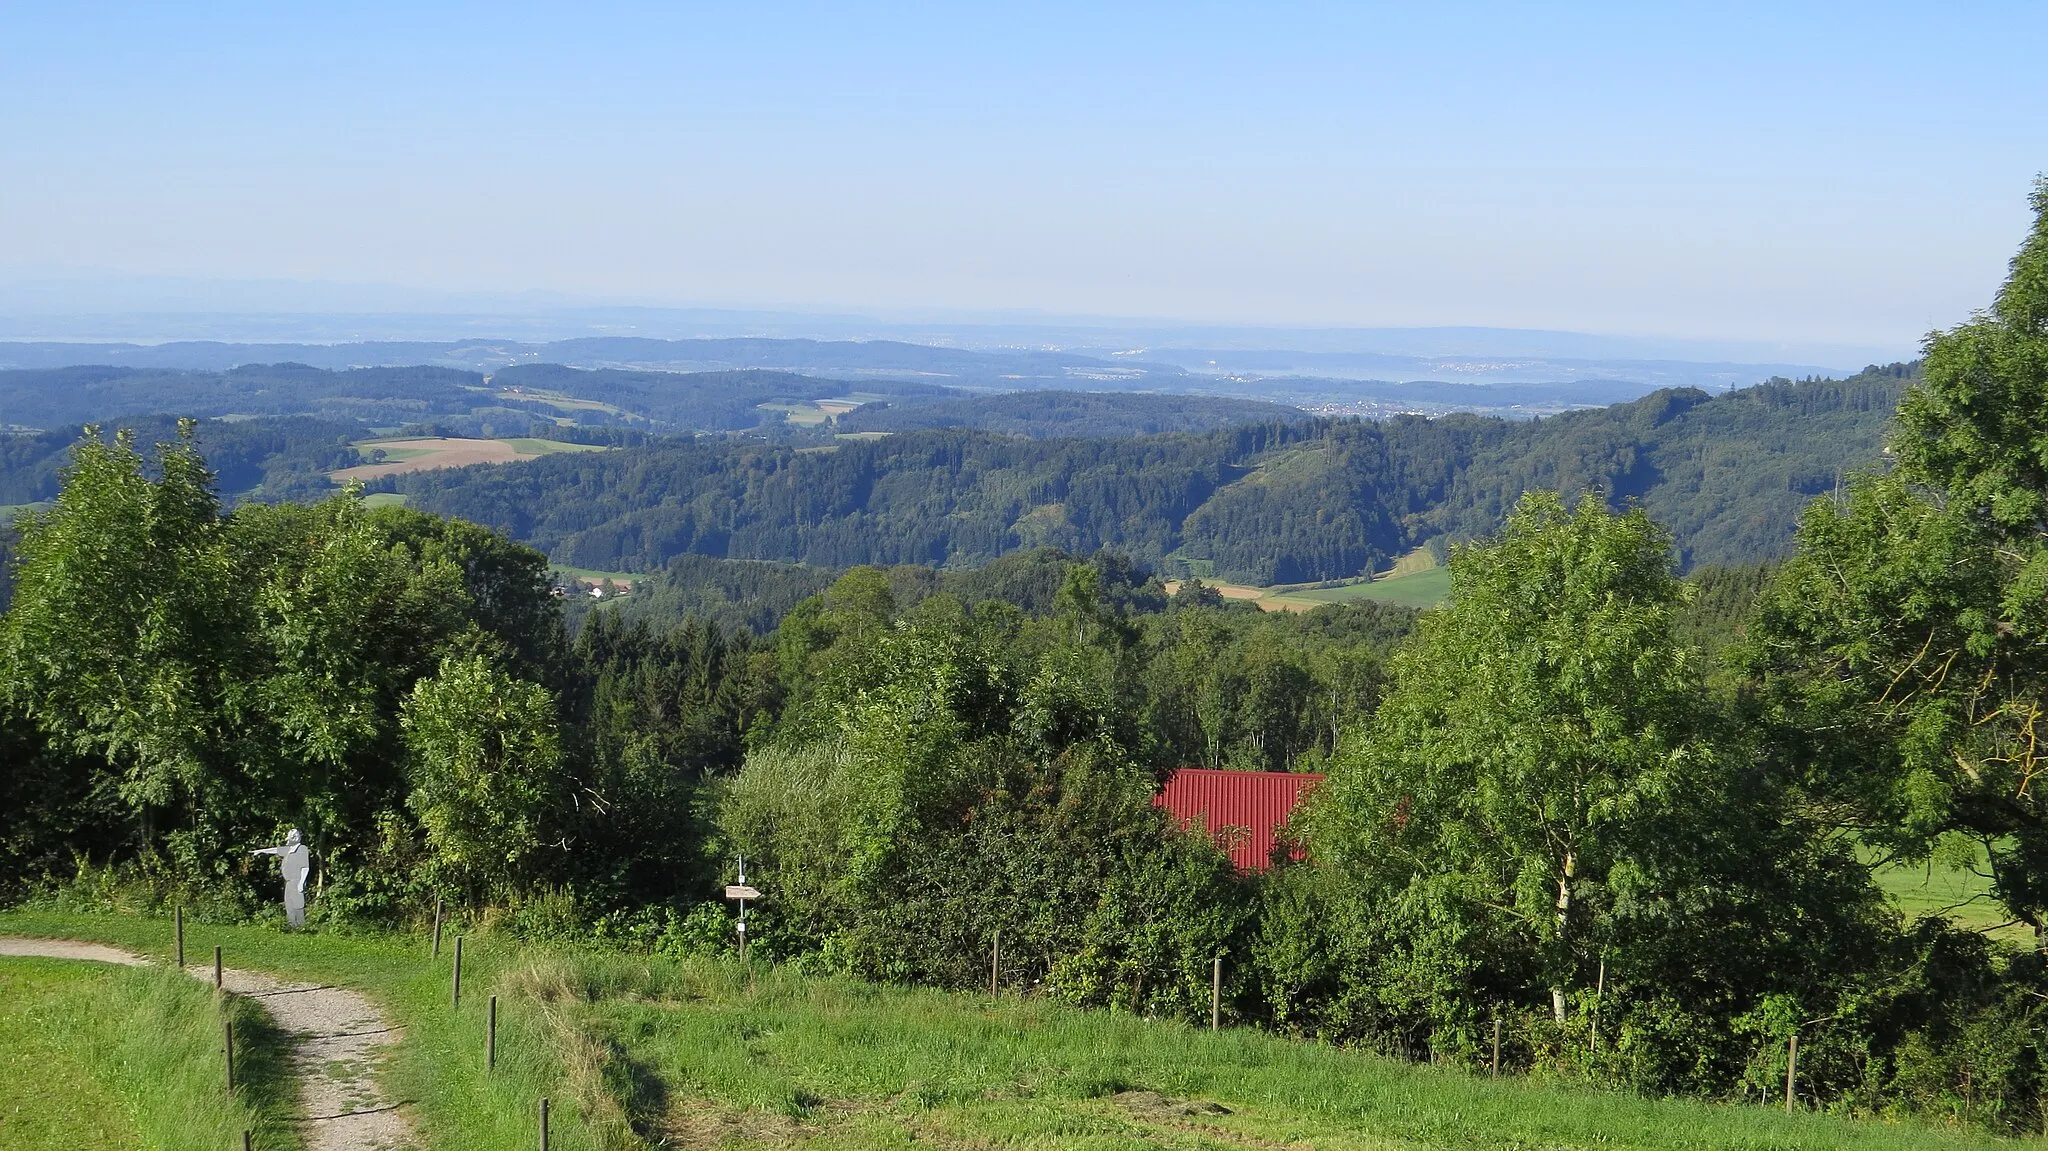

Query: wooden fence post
(539, 1096), (551, 1151)
(1591, 956), (1605, 1053)
(1211, 956), (1222, 1032)
(1492, 1017), (1501, 1078)
(488, 995), (498, 1070)
(990, 930), (1001, 996)
(223, 1017), (236, 1094)
(175, 906), (185, 969)
(214, 945), (223, 991)
(452, 936), (463, 1007)
(432, 898), (444, 958)
(1784, 1033), (1798, 1114)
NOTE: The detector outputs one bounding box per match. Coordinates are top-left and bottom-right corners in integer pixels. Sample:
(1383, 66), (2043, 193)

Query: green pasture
(0, 908), (2022, 1149)
(359, 491), (409, 508)
(0, 955), (294, 1151)
(360, 443), (436, 462)
(493, 389), (629, 417)
(1868, 842), (2029, 943)
(1273, 565), (1454, 609)
(550, 564), (638, 583)
(497, 437), (608, 456)
(534, 949), (2004, 1151)
(759, 401), (835, 426)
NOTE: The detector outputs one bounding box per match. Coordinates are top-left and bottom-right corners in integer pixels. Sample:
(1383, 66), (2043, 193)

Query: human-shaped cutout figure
(252, 828), (312, 928)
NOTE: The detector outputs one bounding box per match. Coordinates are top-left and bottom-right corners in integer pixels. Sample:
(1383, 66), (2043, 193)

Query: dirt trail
(0, 936), (416, 1151)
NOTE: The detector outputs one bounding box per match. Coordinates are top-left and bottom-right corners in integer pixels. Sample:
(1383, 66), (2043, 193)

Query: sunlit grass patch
(0, 956), (295, 1151)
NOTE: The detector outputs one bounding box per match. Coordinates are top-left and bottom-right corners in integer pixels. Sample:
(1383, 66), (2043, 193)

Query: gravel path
(0, 935), (417, 1151)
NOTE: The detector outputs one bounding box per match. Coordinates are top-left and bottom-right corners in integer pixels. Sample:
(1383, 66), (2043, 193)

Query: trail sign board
(724, 884), (761, 901)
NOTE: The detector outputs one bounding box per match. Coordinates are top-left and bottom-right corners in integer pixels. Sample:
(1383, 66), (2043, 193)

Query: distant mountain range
(0, 333), (1864, 417)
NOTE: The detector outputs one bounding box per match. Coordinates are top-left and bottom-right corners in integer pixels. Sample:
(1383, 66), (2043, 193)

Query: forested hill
(0, 361), (953, 434)
(383, 363), (1914, 580)
(834, 390), (1307, 437)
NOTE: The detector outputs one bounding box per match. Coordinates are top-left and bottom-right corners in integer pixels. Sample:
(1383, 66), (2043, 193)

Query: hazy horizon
(6, 4), (2044, 355)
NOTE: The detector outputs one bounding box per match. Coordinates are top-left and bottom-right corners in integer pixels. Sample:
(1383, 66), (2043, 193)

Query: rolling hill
(380, 364), (1915, 579)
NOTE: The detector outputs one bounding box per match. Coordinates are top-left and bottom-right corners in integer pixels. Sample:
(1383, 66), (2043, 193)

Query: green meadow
(0, 955), (294, 1151)
(0, 910), (2016, 1151)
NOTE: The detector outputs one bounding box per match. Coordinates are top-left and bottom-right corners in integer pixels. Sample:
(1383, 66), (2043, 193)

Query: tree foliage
(1750, 178), (2048, 934)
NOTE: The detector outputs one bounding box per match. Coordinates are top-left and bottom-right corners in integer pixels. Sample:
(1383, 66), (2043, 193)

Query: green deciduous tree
(401, 653), (564, 900)
(1751, 178), (2048, 935)
(1, 423), (241, 824)
(1310, 492), (1702, 1021)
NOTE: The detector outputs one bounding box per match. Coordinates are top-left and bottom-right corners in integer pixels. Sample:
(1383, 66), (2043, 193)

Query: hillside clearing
(331, 436), (605, 481)
(530, 949), (2004, 1151)
(1165, 564), (1453, 612)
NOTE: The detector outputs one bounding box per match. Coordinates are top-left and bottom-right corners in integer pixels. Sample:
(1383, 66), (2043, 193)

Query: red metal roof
(1153, 768), (1323, 871)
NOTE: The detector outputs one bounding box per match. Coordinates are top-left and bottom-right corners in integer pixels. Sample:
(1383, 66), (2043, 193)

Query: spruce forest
(8, 184), (2048, 1137)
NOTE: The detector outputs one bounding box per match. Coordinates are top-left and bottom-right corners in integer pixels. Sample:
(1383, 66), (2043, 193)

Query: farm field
(331, 436), (606, 481)
(1270, 564), (1454, 609)
(492, 385), (632, 418)
(551, 564), (638, 594)
(1869, 844), (2030, 944)
(0, 909), (2016, 1151)
(1165, 564), (1453, 613)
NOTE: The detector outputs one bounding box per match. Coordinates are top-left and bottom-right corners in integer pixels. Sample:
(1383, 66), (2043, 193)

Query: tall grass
(0, 910), (608, 1151)
(0, 956), (296, 1150)
(531, 951), (2018, 1151)
(2, 912), (2020, 1150)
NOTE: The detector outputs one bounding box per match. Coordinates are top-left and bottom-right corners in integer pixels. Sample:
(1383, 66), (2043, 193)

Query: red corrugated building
(1153, 768), (1323, 871)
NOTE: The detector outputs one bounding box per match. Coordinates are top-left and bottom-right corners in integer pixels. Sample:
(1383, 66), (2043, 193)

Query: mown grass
(520, 950), (2013, 1151)
(0, 955), (296, 1150)
(1868, 843), (2031, 944)
(498, 437), (609, 456)
(0, 910), (608, 1150)
(1275, 565), (1453, 609)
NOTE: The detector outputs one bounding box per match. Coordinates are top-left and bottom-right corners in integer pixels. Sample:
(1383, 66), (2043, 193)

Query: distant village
(550, 575), (634, 600)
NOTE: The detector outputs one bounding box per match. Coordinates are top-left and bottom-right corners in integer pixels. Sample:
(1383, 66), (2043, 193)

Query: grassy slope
(498, 438), (609, 456)
(1869, 845), (2029, 944)
(2, 911), (2016, 1150)
(0, 956), (296, 1151)
(533, 951), (2003, 1151)
(0, 910), (608, 1151)
(1274, 566), (1454, 609)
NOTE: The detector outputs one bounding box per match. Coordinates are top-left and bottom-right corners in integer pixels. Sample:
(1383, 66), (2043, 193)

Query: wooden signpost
(724, 857), (760, 966)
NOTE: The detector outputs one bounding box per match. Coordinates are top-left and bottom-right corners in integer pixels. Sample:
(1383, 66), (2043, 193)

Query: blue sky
(2, 2), (2043, 352)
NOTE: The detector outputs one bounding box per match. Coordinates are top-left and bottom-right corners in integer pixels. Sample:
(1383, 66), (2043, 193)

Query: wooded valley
(5, 181), (2048, 1136)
